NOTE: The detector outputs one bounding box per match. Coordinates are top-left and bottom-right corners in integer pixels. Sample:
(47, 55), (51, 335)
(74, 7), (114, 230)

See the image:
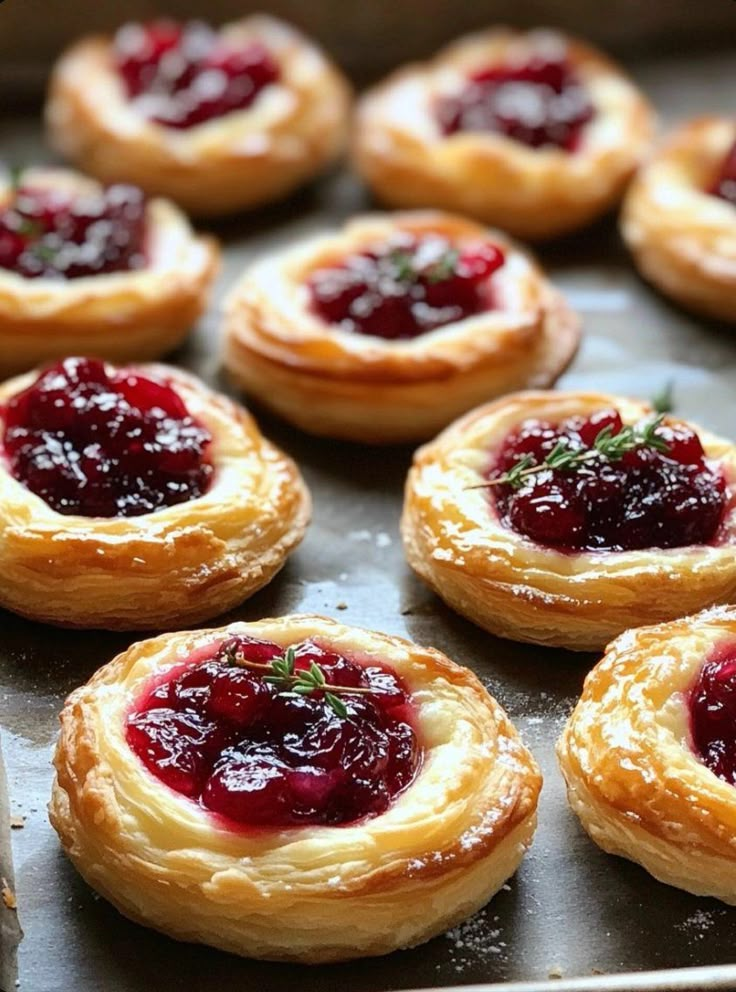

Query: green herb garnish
(7, 165), (23, 191)
(31, 242), (57, 264)
(651, 380), (675, 414)
(388, 249), (415, 282)
(17, 219), (42, 238)
(223, 643), (373, 719)
(388, 246), (459, 285)
(425, 247), (460, 283)
(478, 413), (670, 491)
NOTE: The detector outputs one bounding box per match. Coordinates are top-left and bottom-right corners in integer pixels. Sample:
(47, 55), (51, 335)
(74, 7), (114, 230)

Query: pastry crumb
(2, 878), (17, 910)
(548, 966), (563, 979)
(336, 602), (348, 610)
(9, 816), (25, 829)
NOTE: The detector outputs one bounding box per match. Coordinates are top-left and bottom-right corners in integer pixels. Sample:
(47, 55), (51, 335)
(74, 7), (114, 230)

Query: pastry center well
(114, 19), (280, 128)
(127, 635), (423, 828)
(690, 645), (736, 785)
(1, 357), (214, 518)
(0, 182), (147, 280)
(489, 408), (726, 552)
(307, 233), (505, 340)
(436, 49), (594, 150)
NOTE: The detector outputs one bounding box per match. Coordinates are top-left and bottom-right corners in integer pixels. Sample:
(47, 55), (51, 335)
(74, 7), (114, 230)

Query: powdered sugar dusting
(479, 679), (575, 725)
(444, 907), (508, 972)
(675, 907), (726, 941)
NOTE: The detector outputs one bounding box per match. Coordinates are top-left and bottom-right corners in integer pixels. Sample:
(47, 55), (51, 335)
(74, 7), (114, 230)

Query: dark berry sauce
(690, 643), (736, 785)
(491, 409), (726, 552)
(126, 635), (422, 828)
(0, 183), (146, 280)
(307, 233), (505, 340)
(436, 52), (594, 151)
(1, 357), (213, 518)
(709, 140), (736, 206)
(114, 20), (280, 129)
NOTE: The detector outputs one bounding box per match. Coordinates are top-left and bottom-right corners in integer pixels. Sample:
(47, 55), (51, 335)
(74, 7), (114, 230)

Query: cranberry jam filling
(491, 409), (726, 552)
(308, 233), (505, 340)
(114, 20), (280, 129)
(0, 183), (146, 280)
(126, 635), (422, 828)
(709, 140), (736, 206)
(1, 357), (213, 518)
(690, 644), (736, 785)
(436, 51), (594, 150)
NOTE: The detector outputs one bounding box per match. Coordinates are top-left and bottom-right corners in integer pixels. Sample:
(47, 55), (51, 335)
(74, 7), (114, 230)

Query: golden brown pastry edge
(352, 28), (656, 240)
(50, 615), (541, 960)
(0, 364), (311, 629)
(45, 16), (353, 216)
(223, 211), (581, 443)
(557, 607), (736, 903)
(401, 391), (736, 651)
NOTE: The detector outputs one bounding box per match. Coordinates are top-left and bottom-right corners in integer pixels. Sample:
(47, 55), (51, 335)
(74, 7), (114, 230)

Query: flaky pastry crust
(223, 211), (580, 443)
(622, 117), (736, 323)
(46, 16), (352, 216)
(558, 607), (736, 903)
(401, 391), (736, 651)
(352, 28), (655, 241)
(0, 364), (310, 630)
(0, 168), (218, 377)
(50, 614), (541, 962)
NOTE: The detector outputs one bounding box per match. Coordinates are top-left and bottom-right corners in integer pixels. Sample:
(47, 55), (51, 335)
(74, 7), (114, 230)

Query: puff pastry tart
(558, 606), (736, 903)
(352, 29), (654, 241)
(46, 16), (351, 216)
(402, 391), (736, 651)
(223, 211), (580, 443)
(0, 356), (309, 629)
(0, 167), (217, 377)
(622, 117), (736, 323)
(50, 614), (541, 961)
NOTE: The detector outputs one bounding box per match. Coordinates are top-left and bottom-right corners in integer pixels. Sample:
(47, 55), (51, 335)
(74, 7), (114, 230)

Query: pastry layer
(558, 607), (736, 903)
(0, 363), (310, 629)
(51, 615), (541, 961)
(401, 391), (736, 650)
(224, 211), (580, 443)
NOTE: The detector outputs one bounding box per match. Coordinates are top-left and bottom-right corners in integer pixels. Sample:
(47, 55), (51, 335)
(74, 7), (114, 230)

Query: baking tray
(0, 738), (21, 992)
(3, 45), (736, 992)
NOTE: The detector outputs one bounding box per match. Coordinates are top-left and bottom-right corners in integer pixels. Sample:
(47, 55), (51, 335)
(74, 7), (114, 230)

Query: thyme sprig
(18, 219), (42, 238)
(389, 248), (416, 283)
(389, 246), (460, 285)
(30, 242), (57, 265)
(477, 413), (670, 491)
(223, 643), (378, 719)
(425, 247), (460, 283)
(651, 380), (675, 415)
(7, 165), (23, 191)
(2, 172), (43, 238)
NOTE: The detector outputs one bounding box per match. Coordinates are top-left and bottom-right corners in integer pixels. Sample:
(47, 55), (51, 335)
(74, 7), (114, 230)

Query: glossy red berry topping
(126, 635), (422, 828)
(308, 234), (505, 340)
(436, 51), (594, 151)
(0, 182), (146, 280)
(491, 409), (726, 552)
(114, 20), (280, 129)
(690, 644), (736, 785)
(710, 140), (736, 206)
(1, 357), (213, 518)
